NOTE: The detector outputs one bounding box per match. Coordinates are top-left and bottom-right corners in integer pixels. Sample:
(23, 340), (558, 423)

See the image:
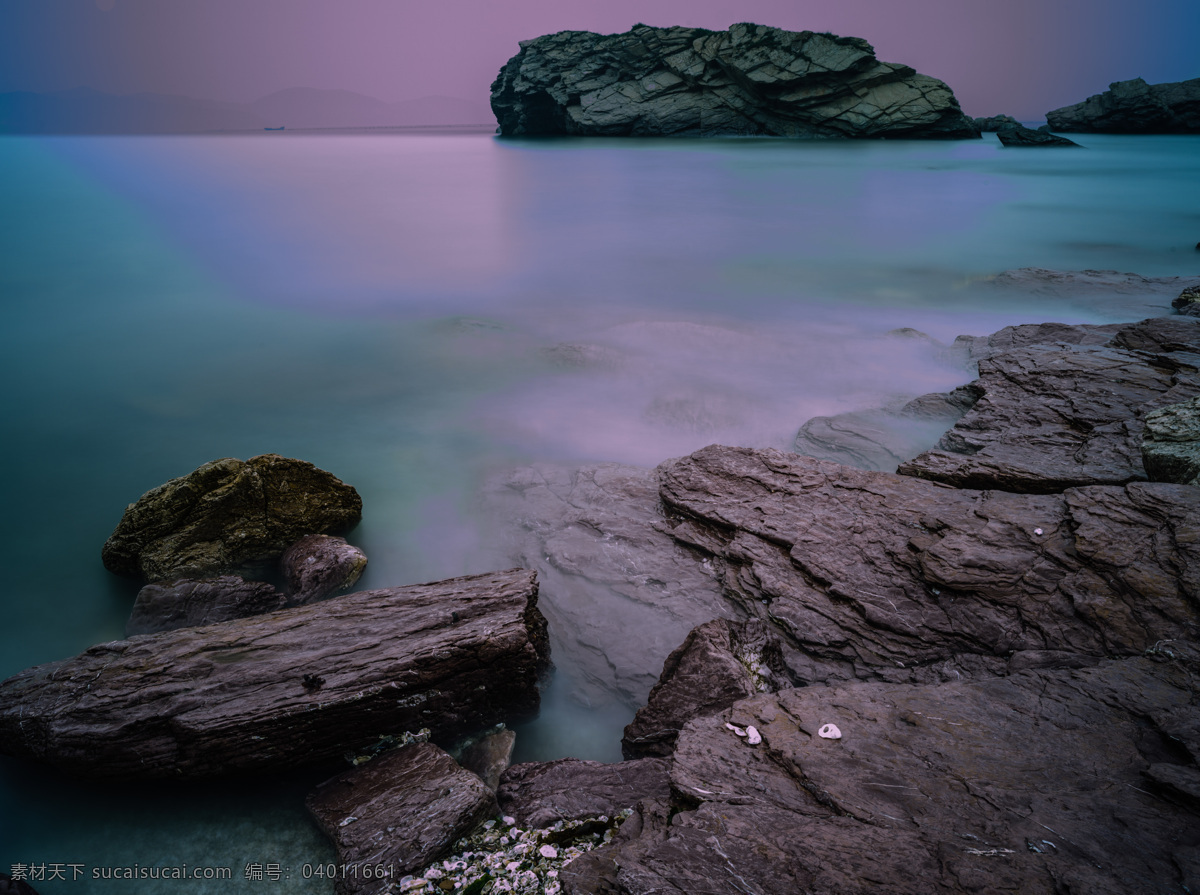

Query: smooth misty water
(1, 130), (1198, 892)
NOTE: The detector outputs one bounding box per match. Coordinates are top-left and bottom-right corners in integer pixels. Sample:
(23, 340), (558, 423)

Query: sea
(1, 128), (1197, 892)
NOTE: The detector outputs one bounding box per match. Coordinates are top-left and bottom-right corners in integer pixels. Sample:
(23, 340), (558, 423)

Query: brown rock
(101, 454), (363, 581)
(622, 618), (790, 759)
(125, 575), (285, 635)
(497, 757), (671, 829)
(306, 742), (497, 895)
(0, 568), (549, 778)
(453, 725), (517, 790)
(280, 534), (368, 604)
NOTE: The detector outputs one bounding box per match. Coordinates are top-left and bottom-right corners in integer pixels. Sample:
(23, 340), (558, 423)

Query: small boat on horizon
(264, 126), (285, 131)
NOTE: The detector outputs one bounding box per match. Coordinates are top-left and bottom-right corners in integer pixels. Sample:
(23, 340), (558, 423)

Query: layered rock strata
(0, 568), (549, 778)
(491, 23), (979, 139)
(1142, 395), (1200, 486)
(497, 757), (671, 829)
(306, 742), (498, 895)
(1047, 76), (1200, 133)
(102, 454), (362, 580)
(658, 445), (1198, 686)
(897, 316), (1200, 492)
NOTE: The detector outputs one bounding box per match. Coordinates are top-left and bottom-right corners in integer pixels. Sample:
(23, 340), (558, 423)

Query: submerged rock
(125, 575), (285, 636)
(481, 462), (729, 707)
(570, 651), (1200, 894)
(306, 742), (498, 895)
(1142, 395), (1200, 486)
(491, 23), (979, 139)
(452, 725), (517, 791)
(1047, 76), (1200, 133)
(280, 533), (368, 604)
(101, 454), (362, 581)
(898, 317), (1200, 492)
(996, 124), (1080, 146)
(622, 618), (791, 759)
(0, 568), (549, 778)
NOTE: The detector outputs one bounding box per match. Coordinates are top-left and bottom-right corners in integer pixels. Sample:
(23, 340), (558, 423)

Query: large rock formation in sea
(491, 23), (980, 139)
(1046, 77), (1200, 133)
(0, 568), (549, 778)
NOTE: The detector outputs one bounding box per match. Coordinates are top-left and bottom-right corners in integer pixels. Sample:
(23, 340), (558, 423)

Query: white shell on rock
(540, 845), (558, 859)
(818, 723), (842, 739)
(726, 722), (747, 737)
(746, 725), (762, 745)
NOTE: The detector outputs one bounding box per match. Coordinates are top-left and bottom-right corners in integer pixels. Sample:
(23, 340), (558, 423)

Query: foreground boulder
(491, 23), (979, 139)
(898, 316), (1200, 492)
(307, 742), (498, 895)
(1047, 76), (1200, 133)
(659, 446), (1199, 685)
(563, 651), (1200, 894)
(125, 575), (285, 636)
(0, 568), (549, 778)
(102, 454), (363, 580)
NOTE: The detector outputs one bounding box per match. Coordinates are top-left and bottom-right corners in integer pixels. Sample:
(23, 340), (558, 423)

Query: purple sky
(2, 0), (1197, 119)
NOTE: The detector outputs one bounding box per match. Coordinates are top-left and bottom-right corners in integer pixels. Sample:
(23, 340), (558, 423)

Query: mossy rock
(102, 454), (362, 580)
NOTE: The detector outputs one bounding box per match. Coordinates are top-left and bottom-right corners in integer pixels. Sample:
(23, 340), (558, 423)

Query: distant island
(0, 86), (494, 134)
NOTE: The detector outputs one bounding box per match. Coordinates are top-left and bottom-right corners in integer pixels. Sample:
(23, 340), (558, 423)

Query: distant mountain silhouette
(0, 87), (494, 133)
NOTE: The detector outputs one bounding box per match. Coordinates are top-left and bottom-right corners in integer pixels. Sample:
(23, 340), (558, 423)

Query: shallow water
(1, 130), (1197, 891)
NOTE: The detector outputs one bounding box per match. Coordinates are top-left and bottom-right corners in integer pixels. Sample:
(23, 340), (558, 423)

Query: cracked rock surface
(898, 316), (1200, 492)
(491, 23), (979, 139)
(564, 651), (1200, 895)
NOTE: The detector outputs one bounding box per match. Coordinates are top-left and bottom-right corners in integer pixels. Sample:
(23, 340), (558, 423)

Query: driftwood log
(0, 568), (549, 779)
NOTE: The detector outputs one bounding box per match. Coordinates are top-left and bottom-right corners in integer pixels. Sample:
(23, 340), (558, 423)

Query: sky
(0, 0), (1197, 120)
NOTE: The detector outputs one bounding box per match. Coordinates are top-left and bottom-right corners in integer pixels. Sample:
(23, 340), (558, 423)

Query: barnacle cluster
(395, 810), (633, 894)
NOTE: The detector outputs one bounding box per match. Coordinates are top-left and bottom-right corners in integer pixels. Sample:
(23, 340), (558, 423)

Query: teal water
(1, 131), (1198, 892)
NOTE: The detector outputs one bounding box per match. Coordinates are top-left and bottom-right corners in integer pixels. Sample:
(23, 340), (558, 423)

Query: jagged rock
(973, 113), (1020, 131)
(996, 124), (1080, 146)
(280, 534), (368, 604)
(125, 575), (285, 636)
(793, 400), (972, 473)
(1142, 395), (1200, 486)
(497, 757), (671, 829)
(102, 454), (363, 581)
(1175, 284), (1200, 317)
(622, 619), (790, 759)
(306, 742), (498, 895)
(481, 463), (729, 707)
(1047, 76), (1200, 133)
(657, 446), (1199, 685)
(453, 725), (517, 790)
(0, 569), (549, 778)
(564, 652), (1200, 894)
(948, 318), (1126, 365)
(491, 23), (979, 139)
(898, 317), (1200, 492)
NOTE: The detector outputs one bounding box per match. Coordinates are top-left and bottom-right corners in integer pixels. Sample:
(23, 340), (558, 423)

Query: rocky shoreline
(1, 274), (1198, 893)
